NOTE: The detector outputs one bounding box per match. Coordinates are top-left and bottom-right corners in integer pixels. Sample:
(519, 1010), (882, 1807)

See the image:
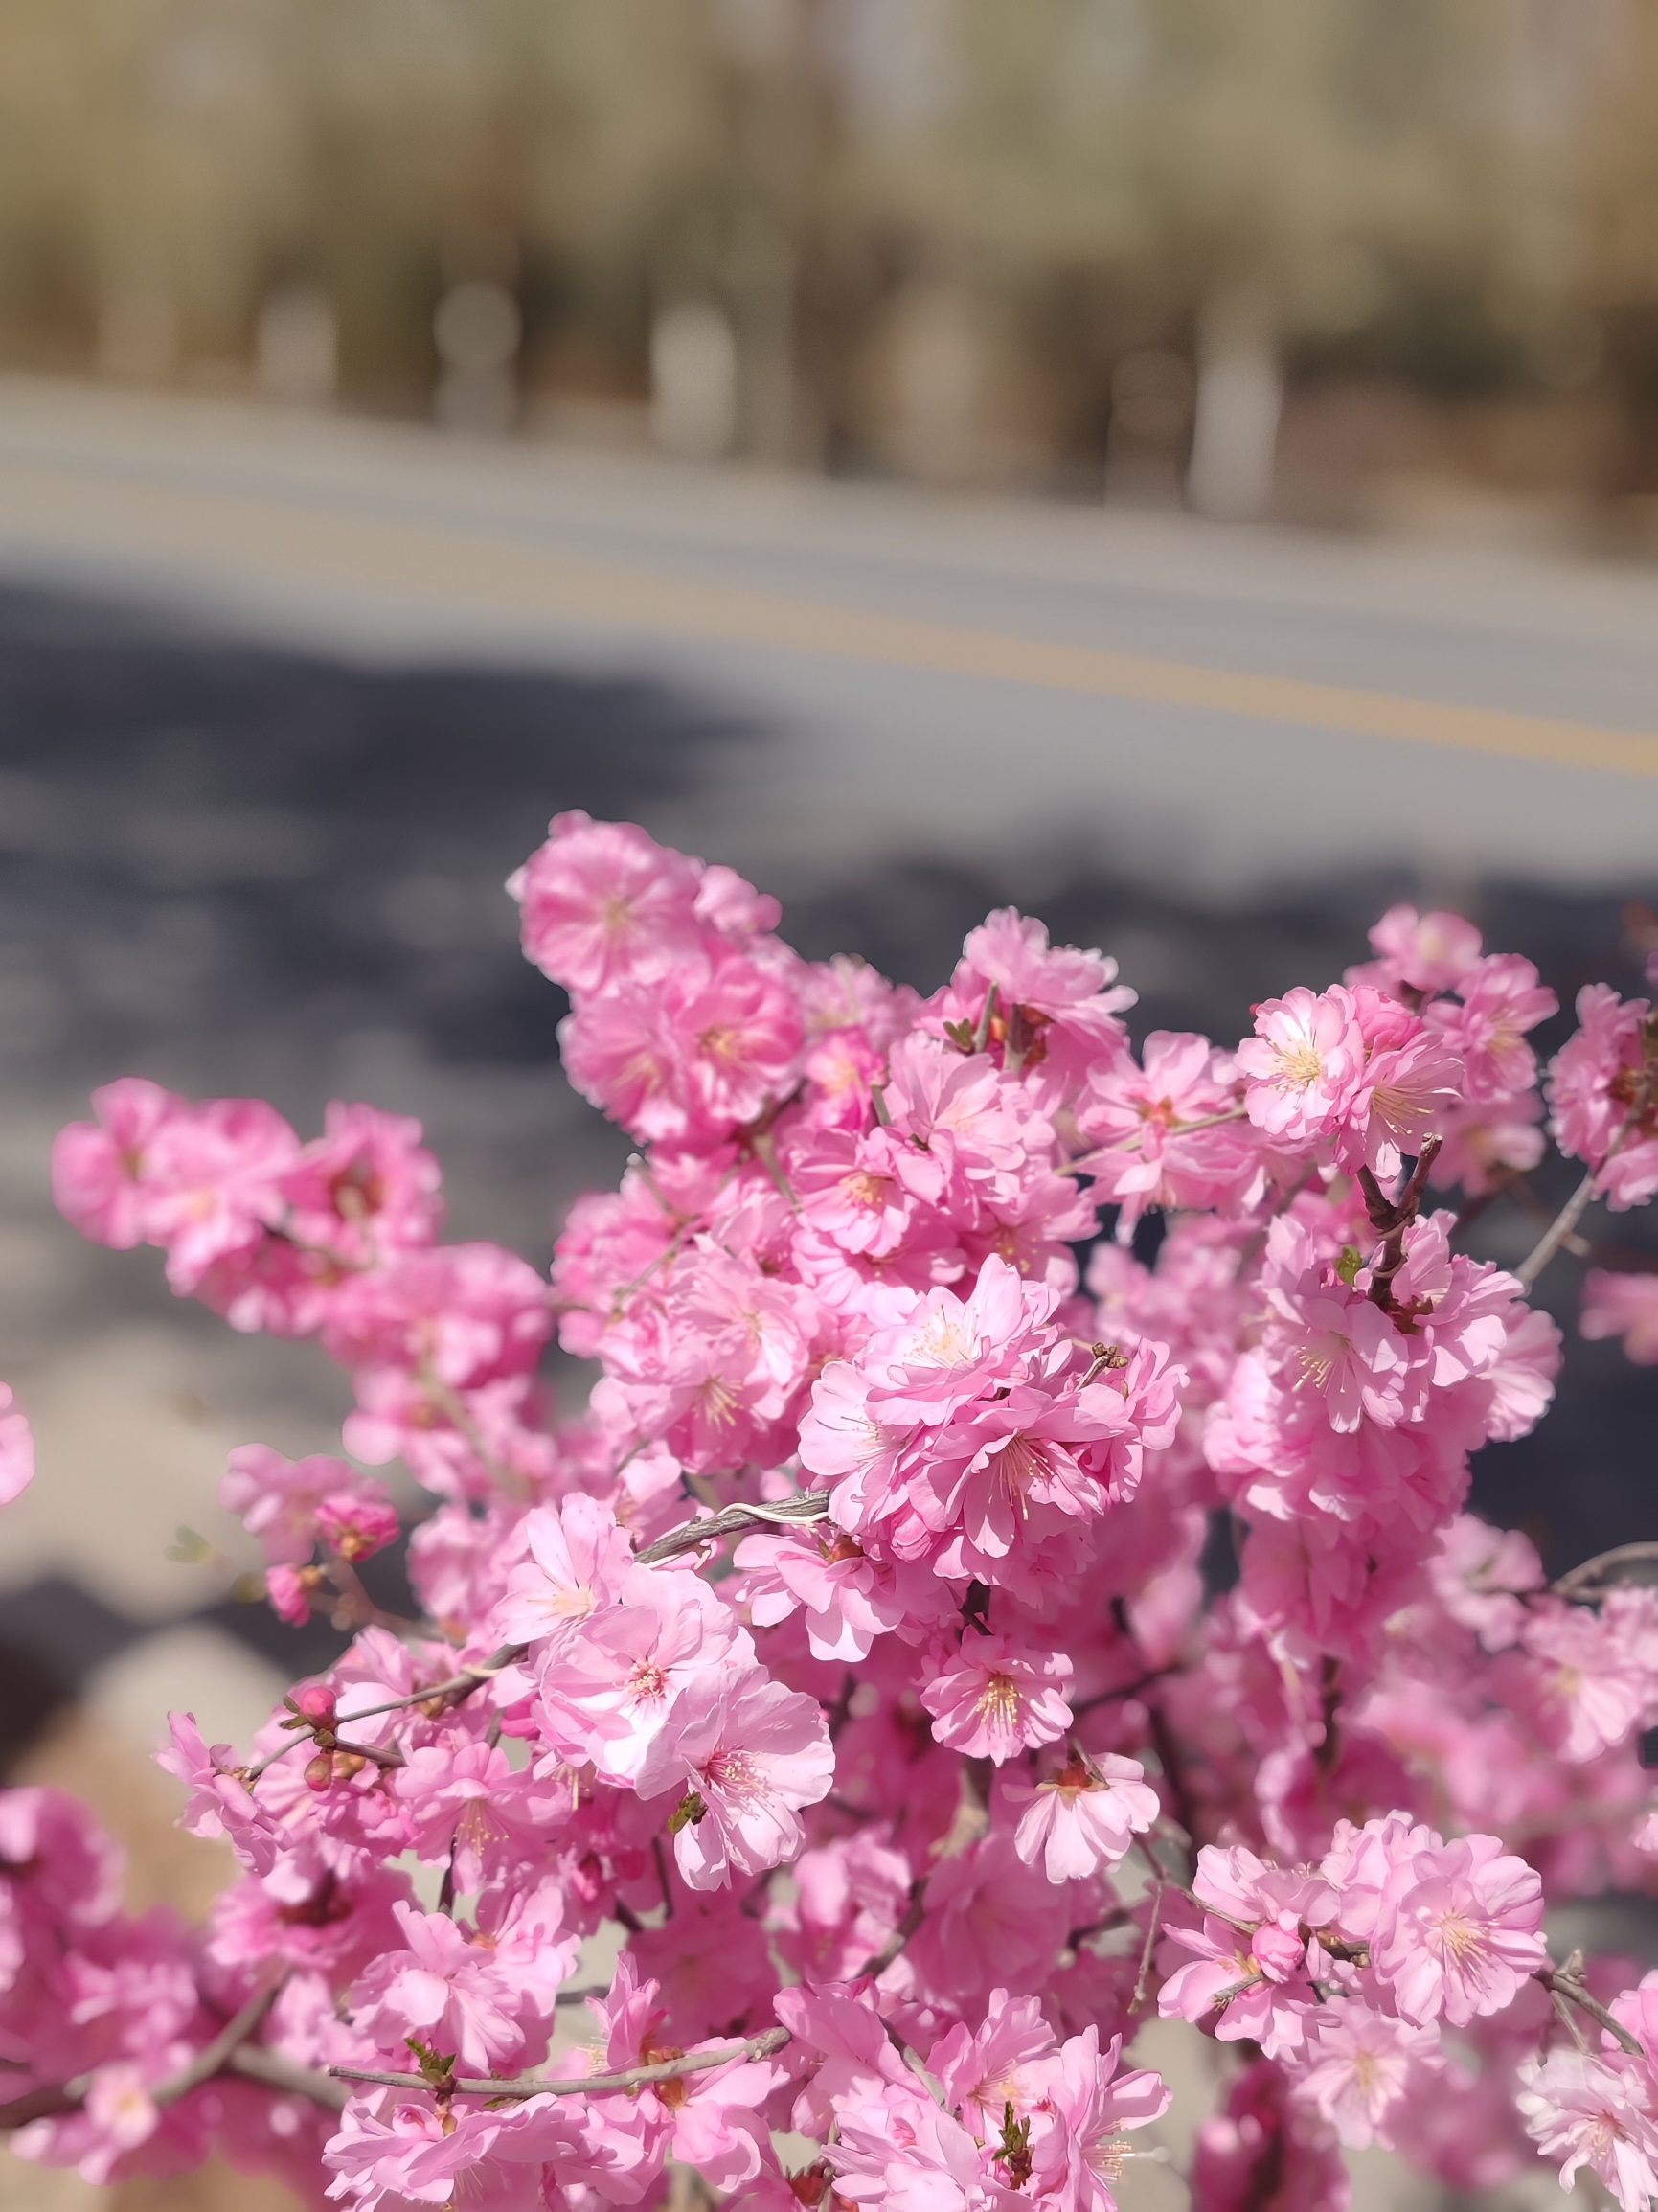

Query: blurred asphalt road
(4, 376), (1658, 896)
(1, 373), (1657, 1775)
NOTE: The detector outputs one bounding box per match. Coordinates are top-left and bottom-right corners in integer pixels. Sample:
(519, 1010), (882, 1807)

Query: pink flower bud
(266, 1563), (314, 1625)
(292, 1683), (337, 1728)
(316, 1491), (400, 1562)
(1251, 1917), (1306, 1984)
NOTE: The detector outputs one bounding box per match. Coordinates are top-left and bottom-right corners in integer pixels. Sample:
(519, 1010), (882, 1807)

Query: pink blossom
(635, 1664), (834, 1889)
(560, 950), (803, 1144)
(350, 1902), (545, 2074)
(1430, 953), (1556, 1102)
(732, 1525), (915, 1662)
(1343, 1024), (1460, 1177)
(1369, 1832), (1546, 2025)
(1009, 1751), (1159, 1881)
(1158, 1846), (1336, 2059)
(155, 1712), (282, 1875)
(282, 1102), (443, 1262)
(323, 2089), (575, 2210)
(0, 1382), (34, 1506)
(1549, 984), (1658, 1207)
(141, 1096), (301, 1293)
(828, 2086), (1006, 2212)
(510, 810), (705, 992)
(494, 1493), (634, 1646)
(395, 1740), (576, 1892)
(0, 1786), (125, 1929)
(534, 1562), (742, 1780)
(1290, 2001), (1440, 2147)
(929, 1988), (1057, 2140)
(1026, 2025), (1170, 2212)
(906, 1831), (1070, 2007)
(266, 1564), (315, 1625)
(1079, 1031), (1257, 1229)
(1582, 1268), (1658, 1364)
(222, 1445), (384, 1567)
(49, 1075), (185, 1248)
(1516, 1589), (1658, 1763)
(957, 908), (1132, 1025)
(1517, 2048), (1658, 2212)
(1260, 1219), (1411, 1432)
(1355, 903), (1483, 997)
(316, 1492), (400, 1562)
(1236, 987), (1365, 1143)
(35, 828), (1658, 2212)
(321, 1242), (550, 1387)
(920, 1636), (1074, 1763)
(1429, 1084), (1547, 1194)
(774, 1979), (913, 2135)
(1192, 2056), (1349, 2212)
(789, 1126), (921, 1257)
(1427, 1513), (1543, 1651)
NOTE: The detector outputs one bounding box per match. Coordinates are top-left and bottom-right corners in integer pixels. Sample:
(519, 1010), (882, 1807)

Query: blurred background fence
(4, 0), (1658, 534)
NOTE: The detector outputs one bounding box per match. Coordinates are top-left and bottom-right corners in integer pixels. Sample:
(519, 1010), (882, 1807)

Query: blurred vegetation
(0, 0), (1653, 508)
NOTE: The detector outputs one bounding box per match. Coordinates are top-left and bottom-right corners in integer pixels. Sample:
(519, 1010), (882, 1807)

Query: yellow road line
(4, 454), (1656, 778)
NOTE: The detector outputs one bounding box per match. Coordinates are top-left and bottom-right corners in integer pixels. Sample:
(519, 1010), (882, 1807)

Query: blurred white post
(1186, 292), (1283, 522)
(255, 285), (337, 405)
(433, 281), (522, 434)
(649, 302), (739, 461)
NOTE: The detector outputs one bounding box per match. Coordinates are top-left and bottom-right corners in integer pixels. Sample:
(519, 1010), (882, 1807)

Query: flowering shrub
(5, 810), (1658, 2210)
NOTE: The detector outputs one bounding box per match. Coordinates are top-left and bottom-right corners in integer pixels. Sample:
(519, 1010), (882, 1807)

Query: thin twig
(856, 1881), (926, 1980)
(632, 1493), (832, 1568)
(1356, 1139), (1442, 1311)
(1131, 1881), (1166, 2014)
(154, 1980), (284, 2108)
(1519, 1071), (1654, 1289)
(0, 2082), (81, 2129)
(1555, 1541), (1658, 1600)
(1550, 1990), (1593, 2055)
(329, 2026), (793, 2102)
(0, 1978), (301, 2131)
(323, 1644), (530, 1729)
(1516, 1168), (1601, 1289)
(1536, 1969), (1644, 2058)
(227, 2045), (350, 2110)
(1070, 1668), (1175, 1721)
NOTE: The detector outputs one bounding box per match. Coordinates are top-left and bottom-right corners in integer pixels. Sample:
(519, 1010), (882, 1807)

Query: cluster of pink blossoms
(6, 812), (1658, 2211)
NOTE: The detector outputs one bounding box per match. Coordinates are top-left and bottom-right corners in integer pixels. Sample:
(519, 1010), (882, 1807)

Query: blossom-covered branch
(329, 2024), (793, 2100)
(7, 821), (1658, 2212)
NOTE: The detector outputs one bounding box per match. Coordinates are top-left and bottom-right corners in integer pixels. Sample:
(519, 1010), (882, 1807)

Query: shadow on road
(2, 581), (1655, 1739)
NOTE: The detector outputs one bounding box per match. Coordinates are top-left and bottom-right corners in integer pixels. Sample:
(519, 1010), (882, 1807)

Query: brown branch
(856, 1881), (926, 1980)
(329, 2026), (793, 2102)
(0, 2082), (82, 2129)
(1071, 1668), (1176, 1721)
(0, 1978), (308, 2131)
(154, 1981), (284, 2109)
(1518, 1069), (1655, 1290)
(1536, 1968), (1644, 2058)
(1147, 1699), (1199, 1859)
(1314, 1655), (1342, 1778)
(1555, 1542), (1658, 1600)
(227, 2045), (350, 2110)
(321, 1644), (531, 1729)
(1516, 1168), (1601, 1289)
(1130, 1880), (1166, 2014)
(1356, 1138), (1442, 1311)
(632, 1493), (831, 1568)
